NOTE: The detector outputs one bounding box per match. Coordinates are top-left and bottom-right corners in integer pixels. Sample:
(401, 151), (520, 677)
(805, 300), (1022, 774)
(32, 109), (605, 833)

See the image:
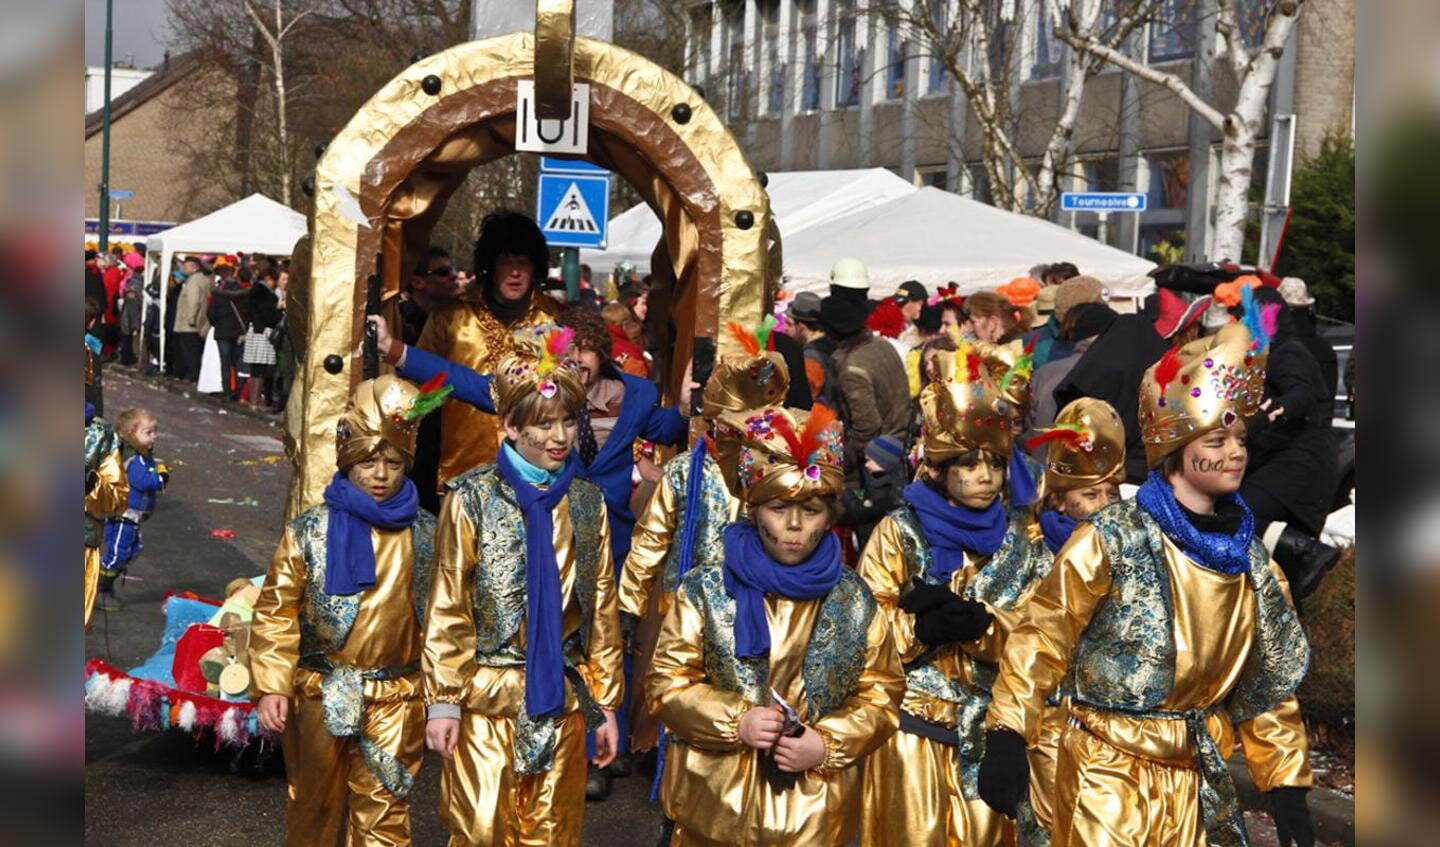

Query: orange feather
(726, 321), (761, 357)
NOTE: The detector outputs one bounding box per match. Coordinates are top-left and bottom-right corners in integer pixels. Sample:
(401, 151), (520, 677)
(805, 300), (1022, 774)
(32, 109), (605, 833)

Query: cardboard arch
(286, 32), (774, 513)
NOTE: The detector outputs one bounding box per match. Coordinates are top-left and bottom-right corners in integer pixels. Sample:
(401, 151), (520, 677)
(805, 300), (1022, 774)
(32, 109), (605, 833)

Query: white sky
(84, 0), (173, 69)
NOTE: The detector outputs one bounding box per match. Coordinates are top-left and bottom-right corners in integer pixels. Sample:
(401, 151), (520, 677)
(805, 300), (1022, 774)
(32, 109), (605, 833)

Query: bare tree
(242, 0), (321, 206)
(874, 0), (1156, 217)
(1059, 0), (1308, 261)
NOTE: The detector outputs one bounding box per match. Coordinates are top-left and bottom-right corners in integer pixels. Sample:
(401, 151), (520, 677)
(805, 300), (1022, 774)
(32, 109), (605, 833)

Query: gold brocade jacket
(986, 500), (1312, 847)
(648, 564), (904, 847)
(857, 506), (1051, 793)
(423, 466), (623, 774)
(84, 419), (128, 547)
(416, 294), (559, 487)
(620, 447), (737, 621)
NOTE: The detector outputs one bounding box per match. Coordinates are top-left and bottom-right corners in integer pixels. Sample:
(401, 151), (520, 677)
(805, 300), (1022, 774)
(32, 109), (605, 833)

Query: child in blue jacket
(99, 408), (168, 610)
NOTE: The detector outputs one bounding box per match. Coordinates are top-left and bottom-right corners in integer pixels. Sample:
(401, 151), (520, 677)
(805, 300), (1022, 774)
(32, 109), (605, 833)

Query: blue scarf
(322, 471), (419, 596)
(497, 443), (578, 718)
(1135, 470), (1255, 575)
(721, 522), (842, 659)
(903, 482), (1008, 581)
(672, 440), (711, 592)
(1009, 447), (1038, 507)
(1039, 509), (1078, 554)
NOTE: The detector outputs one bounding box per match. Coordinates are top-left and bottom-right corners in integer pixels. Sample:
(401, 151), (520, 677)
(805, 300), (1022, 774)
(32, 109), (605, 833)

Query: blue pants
(100, 519), (142, 577)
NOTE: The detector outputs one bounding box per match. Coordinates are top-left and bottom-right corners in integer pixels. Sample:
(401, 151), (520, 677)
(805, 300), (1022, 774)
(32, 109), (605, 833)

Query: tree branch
(1059, 27), (1226, 130)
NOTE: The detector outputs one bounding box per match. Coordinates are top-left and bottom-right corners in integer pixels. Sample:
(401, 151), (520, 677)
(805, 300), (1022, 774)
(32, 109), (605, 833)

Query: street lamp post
(98, 0), (114, 251)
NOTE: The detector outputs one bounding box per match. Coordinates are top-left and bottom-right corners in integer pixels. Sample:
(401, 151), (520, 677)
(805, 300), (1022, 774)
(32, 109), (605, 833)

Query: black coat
(1053, 314), (1171, 483)
(247, 283), (282, 330)
(771, 330), (814, 411)
(1244, 304), (1339, 535)
(207, 282), (252, 340)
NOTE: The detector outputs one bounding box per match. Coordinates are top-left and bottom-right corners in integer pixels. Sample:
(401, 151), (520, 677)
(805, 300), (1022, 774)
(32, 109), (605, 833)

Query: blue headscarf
(321, 471), (419, 596)
(496, 443), (579, 718)
(903, 481), (1008, 581)
(721, 522), (842, 659)
(1135, 470), (1255, 574)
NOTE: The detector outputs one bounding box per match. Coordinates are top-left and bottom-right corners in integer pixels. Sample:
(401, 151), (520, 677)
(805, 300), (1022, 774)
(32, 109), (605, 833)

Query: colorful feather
(793, 403), (838, 465)
(1154, 345), (1182, 396)
(727, 321), (762, 357)
(769, 411), (804, 463)
(756, 314), (778, 352)
(547, 326), (575, 358)
(966, 350), (984, 382)
(1024, 424), (1088, 452)
(1000, 351), (1035, 394)
(405, 372), (454, 421)
(1238, 285), (1273, 354)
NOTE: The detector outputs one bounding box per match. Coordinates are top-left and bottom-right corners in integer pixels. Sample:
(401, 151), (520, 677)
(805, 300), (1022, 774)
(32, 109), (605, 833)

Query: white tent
(580, 168), (916, 276)
(779, 186), (1157, 300)
(141, 193), (308, 370)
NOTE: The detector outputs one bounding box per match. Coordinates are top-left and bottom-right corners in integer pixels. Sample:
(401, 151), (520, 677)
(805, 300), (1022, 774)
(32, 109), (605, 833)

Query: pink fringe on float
(83, 658), (266, 749)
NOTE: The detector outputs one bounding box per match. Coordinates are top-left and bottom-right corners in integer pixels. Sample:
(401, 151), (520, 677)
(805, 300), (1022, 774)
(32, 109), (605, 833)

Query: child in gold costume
(84, 400), (128, 629)
(1021, 397), (1129, 846)
(648, 405), (903, 846)
(856, 345), (1052, 847)
(250, 374), (445, 847)
(980, 323), (1315, 847)
(423, 332), (623, 847)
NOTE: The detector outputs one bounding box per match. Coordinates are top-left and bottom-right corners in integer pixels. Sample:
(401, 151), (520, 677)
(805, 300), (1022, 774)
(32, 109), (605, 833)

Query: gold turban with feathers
(489, 325), (588, 421)
(1139, 323), (1268, 468)
(720, 404), (845, 505)
(918, 343), (1013, 464)
(336, 374), (451, 469)
(1029, 397), (1126, 492)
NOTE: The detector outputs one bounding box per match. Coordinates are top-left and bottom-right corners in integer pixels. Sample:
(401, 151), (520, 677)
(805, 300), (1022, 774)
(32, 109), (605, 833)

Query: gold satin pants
(1052, 720), (1205, 847)
(84, 546), (100, 629)
(1028, 703), (1067, 832)
(281, 679), (425, 847)
(439, 710), (587, 847)
(860, 727), (1016, 847)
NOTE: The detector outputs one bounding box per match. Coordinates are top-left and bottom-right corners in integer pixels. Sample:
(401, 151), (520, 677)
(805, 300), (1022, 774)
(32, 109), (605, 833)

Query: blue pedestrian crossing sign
(1061, 191), (1148, 212)
(537, 173), (610, 248)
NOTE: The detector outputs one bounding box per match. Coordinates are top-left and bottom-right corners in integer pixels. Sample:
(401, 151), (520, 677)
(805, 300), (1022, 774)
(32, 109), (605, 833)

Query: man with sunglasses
(399, 246), (463, 345)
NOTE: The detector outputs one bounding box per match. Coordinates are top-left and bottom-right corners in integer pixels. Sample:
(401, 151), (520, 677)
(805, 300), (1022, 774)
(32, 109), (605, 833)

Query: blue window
(928, 0), (949, 94)
(1147, 0), (1197, 63)
(885, 26), (906, 100)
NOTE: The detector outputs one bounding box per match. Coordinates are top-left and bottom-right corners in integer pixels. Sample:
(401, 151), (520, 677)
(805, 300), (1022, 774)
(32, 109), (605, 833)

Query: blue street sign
(1061, 192), (1148, 212)
(540, 156), (609, 175)
(108, 189), (135, 201)
(537, 173), (610, 249)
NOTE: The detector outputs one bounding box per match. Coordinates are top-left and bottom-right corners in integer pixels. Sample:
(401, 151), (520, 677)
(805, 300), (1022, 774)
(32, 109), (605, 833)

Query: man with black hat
(787, 291), (841, 409)
(820, 293), (910, 480)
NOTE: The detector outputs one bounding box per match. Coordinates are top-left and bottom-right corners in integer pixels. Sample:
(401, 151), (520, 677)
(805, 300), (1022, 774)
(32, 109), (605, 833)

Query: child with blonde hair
(99, 408), (169, 610)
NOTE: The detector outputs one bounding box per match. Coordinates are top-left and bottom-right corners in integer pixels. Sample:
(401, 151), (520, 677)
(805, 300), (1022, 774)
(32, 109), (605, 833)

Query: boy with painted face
(1014, 397), (1127, 846)
(423, 332), (623, 847)
(976, 338), (1043, 509)
(249, 375), (444, 847)
(647, 405), (903, 846)
(979, 323), (1315, 847)
(856, 345), (1052, 847)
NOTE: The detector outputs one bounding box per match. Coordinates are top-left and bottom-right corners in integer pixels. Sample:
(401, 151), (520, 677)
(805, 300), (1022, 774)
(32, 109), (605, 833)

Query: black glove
(977, 729), (1029, 819)
(1267, 787), (1314, 847)
(899, 581), (956, 615)
(913, 598), (993, 646)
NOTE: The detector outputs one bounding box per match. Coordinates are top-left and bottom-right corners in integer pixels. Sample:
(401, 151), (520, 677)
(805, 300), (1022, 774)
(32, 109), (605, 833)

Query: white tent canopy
(141, 193), (308, 370)
(580, 168), (916, 276)
(780, 187), (1157, 300)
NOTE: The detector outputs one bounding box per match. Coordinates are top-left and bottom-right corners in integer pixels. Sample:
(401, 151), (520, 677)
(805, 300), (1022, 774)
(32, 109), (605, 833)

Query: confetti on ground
(209, 529), (236, 539)
(207, 498), (236, 504)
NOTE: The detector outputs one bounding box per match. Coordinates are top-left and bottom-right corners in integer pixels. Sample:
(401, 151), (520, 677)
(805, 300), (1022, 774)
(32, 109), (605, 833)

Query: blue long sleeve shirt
(398, 345), (687, 565)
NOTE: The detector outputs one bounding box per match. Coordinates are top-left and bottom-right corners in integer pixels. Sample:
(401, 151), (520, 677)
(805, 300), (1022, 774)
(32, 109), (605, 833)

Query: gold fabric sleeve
(986, 524), (1113, 746)
(581, 508), (625, 711)
(249, 528), (306, 698)
(423, 490), (479, 707)
(647, 586), (748, 751)
(85, 449), (129, 519)
(812, 606), (904, 774)
(620, 467), (680, 620)
(856, 516), (925, 662)
(1238, 697), (1314, 791)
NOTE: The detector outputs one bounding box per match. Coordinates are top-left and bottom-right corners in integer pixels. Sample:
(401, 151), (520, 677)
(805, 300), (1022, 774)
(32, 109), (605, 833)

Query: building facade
(676, 0), (1354, 263)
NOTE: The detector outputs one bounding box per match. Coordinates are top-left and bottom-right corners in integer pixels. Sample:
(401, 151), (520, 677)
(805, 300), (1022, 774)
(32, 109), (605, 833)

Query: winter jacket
(247, 283), (282, 331)
(173, 272), (212, 333)
(833, 331), (911, 475)
(207, 281), (252, 340)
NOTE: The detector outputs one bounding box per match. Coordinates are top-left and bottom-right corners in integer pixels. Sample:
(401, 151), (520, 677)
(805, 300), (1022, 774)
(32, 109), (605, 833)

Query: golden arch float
(285, 4), (777, 514)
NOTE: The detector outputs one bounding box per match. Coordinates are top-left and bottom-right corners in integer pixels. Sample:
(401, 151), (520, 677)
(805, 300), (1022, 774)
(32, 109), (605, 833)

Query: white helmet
(829, 257), (870, 291)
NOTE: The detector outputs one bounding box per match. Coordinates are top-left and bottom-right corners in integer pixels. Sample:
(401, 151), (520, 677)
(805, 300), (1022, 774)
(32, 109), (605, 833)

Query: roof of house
(85, 50), (205, 138)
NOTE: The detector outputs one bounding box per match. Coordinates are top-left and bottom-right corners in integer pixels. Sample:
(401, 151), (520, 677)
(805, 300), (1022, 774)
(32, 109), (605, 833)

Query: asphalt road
(84, 370), (660, 846)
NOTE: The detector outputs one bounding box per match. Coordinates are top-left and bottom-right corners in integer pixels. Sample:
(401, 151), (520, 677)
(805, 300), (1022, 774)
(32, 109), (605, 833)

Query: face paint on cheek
(1191, 457), (1227, 473)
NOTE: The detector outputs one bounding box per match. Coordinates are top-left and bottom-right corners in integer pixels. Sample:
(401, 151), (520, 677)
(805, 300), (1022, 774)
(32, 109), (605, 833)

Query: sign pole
(1097, 211), (1109, 245)
(562, 248), (580, 303)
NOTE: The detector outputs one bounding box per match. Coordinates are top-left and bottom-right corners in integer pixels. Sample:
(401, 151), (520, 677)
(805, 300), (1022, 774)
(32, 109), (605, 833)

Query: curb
(1229, 758), (1355, 846)
(105, 366), (284, 430)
